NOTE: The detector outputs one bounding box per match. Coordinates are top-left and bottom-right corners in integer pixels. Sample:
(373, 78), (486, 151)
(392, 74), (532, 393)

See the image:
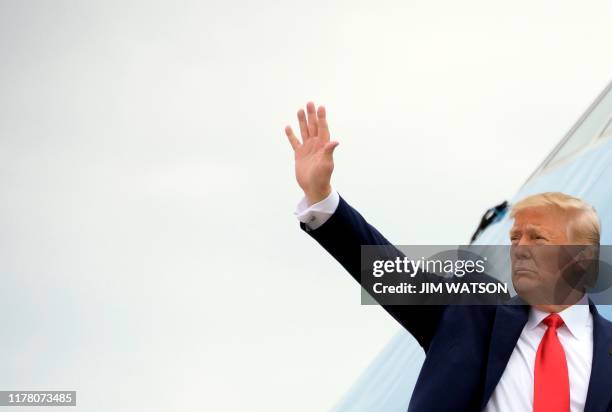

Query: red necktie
(533, 313), (570, 412)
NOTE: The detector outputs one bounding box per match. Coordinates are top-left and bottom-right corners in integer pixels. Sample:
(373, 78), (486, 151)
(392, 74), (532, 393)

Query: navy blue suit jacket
(301, 195), (612, 411)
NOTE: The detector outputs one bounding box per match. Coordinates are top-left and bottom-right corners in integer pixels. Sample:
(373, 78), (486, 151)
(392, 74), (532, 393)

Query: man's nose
(511, 243), (532, 259)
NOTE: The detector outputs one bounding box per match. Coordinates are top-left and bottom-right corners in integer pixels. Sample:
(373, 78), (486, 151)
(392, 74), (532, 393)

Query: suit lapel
(480, 301), (530, 410)
(584, 302), (612, 412)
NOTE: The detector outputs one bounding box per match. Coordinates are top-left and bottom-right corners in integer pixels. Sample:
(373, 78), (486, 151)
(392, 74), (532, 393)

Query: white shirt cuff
(294, 190), (340, 230)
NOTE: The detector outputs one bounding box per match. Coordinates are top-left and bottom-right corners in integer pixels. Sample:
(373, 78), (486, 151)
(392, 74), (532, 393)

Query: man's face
(509, 206), (585, 305)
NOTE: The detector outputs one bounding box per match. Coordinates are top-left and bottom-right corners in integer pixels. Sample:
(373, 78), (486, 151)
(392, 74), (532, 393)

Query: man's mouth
(513, 268), (538, 277)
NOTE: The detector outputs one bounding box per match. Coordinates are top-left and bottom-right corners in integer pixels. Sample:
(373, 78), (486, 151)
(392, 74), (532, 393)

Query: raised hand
(285, 102), (340, 205)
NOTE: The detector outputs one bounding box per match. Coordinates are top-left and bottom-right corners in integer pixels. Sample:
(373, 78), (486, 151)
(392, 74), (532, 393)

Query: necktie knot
(543, 313), (564, 329)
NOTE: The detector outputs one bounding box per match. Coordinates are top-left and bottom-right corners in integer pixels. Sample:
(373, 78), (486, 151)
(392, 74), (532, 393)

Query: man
(283, 102), (612, 411)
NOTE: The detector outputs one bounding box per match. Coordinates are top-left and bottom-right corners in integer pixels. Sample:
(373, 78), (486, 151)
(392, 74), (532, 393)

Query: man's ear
(576, 245), (598, 264)
(559, 245), (598, 289)
(576, 245), (599, 288)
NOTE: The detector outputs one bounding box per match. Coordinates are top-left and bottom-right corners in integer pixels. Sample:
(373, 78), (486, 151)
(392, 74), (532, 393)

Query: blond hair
(510, 192), (601, 245)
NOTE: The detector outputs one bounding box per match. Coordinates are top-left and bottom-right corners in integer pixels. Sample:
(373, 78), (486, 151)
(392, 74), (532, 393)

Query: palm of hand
(284, 102), (339, 204)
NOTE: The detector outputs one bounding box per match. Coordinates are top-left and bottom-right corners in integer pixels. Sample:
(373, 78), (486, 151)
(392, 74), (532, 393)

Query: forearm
(299, 195), (399, 278)
(300, 195), (445, 349)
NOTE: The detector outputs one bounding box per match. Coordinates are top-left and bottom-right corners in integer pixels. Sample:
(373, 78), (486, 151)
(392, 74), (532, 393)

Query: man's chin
(512, 275), (542, 302)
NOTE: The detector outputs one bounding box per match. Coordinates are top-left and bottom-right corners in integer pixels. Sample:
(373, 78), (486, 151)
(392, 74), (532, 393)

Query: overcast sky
(1, 1), (612, 411)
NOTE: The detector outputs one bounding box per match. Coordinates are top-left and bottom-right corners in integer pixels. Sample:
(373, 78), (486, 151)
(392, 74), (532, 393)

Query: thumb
(323, 141), (339, 156)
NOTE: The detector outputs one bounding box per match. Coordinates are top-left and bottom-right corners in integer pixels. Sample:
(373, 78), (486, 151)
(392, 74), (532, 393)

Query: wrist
(305, 185), (332, 206)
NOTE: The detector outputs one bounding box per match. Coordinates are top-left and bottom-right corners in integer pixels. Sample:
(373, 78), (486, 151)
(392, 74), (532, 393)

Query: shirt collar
(525, 294), (591, 340)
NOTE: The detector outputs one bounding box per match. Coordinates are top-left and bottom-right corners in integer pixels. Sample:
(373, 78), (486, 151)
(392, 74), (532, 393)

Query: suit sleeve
(300, 195), (446, 350)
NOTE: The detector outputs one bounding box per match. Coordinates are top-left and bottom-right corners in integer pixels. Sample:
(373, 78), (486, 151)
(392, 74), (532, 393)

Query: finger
(323, 140), (339, 156)
(317, 105), (329, 140)
(284, 126), (301, 151)
(297, 109), (309, 140)
(306, 101), (318, 137)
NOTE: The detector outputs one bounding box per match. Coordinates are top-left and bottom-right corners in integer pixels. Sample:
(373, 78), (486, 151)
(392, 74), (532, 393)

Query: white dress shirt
(484, 294), (593, 412)
(295, 190), (594, 411)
